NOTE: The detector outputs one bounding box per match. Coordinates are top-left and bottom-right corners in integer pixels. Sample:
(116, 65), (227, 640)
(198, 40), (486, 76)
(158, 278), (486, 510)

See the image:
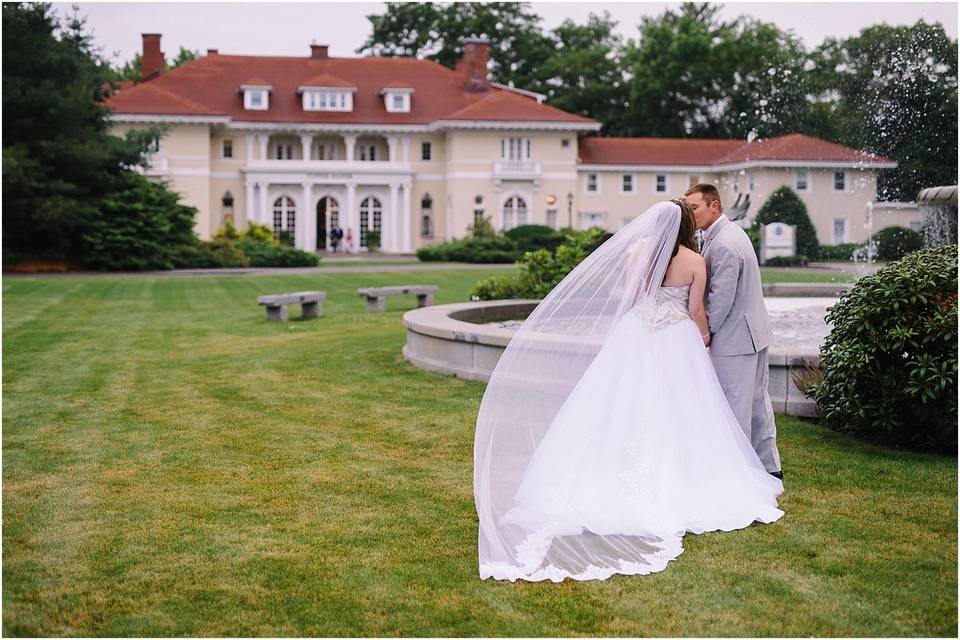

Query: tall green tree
(2, 2), (179, 265)
(356, 2), (555, 95)
(2, 3), (149, 259)
(539, 13), (626, 134)
(112, 45), (200, 82)
(621, 2), (809, 138)
(807, 22), (958, 201)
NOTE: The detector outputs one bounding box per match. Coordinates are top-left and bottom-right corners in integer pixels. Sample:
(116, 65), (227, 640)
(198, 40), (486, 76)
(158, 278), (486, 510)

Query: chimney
(141, 33), (165, 81)
(207, 48), (219, 56)
(462, 37), (490, 92)
(310, 44), (329, 59)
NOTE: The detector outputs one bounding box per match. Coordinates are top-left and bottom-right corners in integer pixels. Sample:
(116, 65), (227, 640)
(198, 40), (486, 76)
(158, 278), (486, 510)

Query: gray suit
(701, 215), (782, 473)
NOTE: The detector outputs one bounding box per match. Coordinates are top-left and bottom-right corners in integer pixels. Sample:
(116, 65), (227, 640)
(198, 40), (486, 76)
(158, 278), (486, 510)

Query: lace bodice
(631, 285), (691, 331)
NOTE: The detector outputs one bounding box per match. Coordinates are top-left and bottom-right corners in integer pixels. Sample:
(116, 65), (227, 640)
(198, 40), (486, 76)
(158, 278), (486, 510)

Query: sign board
(759, 222), (797, 264)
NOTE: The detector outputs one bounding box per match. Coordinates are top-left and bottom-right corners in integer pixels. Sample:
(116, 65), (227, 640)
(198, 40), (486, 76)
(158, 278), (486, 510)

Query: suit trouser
(710, 347), (782, 473)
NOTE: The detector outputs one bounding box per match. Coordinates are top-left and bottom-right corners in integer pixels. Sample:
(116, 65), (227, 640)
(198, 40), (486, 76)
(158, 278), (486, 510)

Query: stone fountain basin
(402, 282), (852, 417)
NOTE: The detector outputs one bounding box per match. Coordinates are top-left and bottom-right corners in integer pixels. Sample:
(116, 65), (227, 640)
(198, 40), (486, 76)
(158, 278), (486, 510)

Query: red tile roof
(105, 53), (597, 126)
(579, 137), (742, 166)
(443, 90), (594, 122)
(712, 133), (894, 164)
(580, 133), (895, 166)
(299, 73), (355, 89)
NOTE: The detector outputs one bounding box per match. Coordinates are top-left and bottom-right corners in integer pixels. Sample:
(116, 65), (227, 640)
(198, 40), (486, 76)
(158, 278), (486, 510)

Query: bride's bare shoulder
(677, 245), (705, 263)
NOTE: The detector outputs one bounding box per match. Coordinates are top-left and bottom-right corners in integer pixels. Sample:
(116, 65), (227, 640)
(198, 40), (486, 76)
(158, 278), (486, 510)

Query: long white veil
(474, 201), (684, 581)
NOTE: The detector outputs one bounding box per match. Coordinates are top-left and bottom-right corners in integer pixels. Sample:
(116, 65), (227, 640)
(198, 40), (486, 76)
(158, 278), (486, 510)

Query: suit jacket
(701, 215), (773, 356)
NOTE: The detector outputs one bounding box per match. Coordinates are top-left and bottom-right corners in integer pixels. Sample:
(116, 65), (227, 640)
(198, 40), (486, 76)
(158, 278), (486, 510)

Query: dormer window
(301, 89), (353, 112)
(380, 85), (413, 113)
(240, 81), (272, 111)
(297, 74), (356, 112)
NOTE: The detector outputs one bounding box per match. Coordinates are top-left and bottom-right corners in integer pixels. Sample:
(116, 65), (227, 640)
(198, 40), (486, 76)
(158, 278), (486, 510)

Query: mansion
(106, 34), (917, 253)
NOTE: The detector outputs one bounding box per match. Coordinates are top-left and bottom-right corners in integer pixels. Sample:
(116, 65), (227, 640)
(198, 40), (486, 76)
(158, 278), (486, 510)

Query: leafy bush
(809, 245), (958, 452)
(173, 240), (250, 268)
(764, 255), (810, 267)
(751, 186), (820, 260)
(277, 230), (294, 247)
(467, 216), (497, 239)
(366, 230), (381, 251)
(242, 222), (276, 243)
(505, 224), (565, 254)
(872, 226), (924, 261)
(470, 275), (520, 300)
(80, 171), (197, 270)
(234, 239), (319, 267)
(417, 236), (519, 263)
(817, 243), (863, 261)
(213, 219), (240, 241)
(470, 228), (606, 300)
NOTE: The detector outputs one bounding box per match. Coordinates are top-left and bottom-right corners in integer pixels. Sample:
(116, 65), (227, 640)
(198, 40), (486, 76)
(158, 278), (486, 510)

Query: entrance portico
(243, 166), (413, 253)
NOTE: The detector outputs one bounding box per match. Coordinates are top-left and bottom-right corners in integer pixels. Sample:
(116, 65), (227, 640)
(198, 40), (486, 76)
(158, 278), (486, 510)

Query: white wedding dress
(482, 284), (785, 582)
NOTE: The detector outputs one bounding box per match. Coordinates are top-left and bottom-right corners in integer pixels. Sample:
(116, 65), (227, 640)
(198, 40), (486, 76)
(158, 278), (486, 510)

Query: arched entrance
(502, 195), (528, 231)
(272, 196), (296, 245)
(316, 196), (339, 250)
(359, 196), (383, 249)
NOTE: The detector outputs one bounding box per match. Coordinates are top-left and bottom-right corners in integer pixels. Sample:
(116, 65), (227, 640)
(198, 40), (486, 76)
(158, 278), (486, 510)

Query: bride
(473, 200), (784, 583)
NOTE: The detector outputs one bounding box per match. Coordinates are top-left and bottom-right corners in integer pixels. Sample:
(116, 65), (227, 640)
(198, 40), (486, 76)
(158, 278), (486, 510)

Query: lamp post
(566, 192), (573, 229)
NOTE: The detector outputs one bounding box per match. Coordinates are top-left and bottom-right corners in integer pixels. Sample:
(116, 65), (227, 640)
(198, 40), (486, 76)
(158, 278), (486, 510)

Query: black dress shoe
(769, 470), (784, 480)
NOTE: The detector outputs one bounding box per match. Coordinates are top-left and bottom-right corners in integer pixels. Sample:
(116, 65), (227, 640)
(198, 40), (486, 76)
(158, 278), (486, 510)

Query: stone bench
(357, 285), (438, 312)
(257, 291), (326, 321)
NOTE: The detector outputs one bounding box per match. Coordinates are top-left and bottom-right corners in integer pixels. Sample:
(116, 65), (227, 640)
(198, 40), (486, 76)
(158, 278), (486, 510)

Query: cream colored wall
(579, 165), (885, 244)
(576, 169), (720, 230)
(436, 130), (579, 241)
(718, 167), (882, 245)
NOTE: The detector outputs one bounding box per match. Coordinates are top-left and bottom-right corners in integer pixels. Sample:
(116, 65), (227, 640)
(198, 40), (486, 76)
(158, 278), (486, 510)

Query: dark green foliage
(504, 224), (565, 254)
(80, 172), (197, 270)
(233, 239), (320, 267)
(810, 245), (958, 452)
(764, 255), (810, 267)
(818, 243), (864, 261)
(872, 226), (924, 261)
(752, 187), (820, 259)
(417, 236), (519, 263)
(172, 240), (250, 269)
(470, 228), (605, 299)
(366, 230), (381, 250)
(111, 46), (199, 82)
(2, 2), (158, 261)
(807, 22), (958, 201)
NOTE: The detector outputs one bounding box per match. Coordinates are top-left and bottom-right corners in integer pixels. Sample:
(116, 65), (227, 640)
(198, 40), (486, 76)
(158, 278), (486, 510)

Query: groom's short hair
(685, 183), (722, 213)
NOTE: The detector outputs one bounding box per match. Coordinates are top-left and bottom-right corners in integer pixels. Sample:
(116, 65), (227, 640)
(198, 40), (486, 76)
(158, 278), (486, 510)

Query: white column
(387, 136), (398, 163)
(259, 182), (269, 227)
(344, 135), (356, 162)
(401, 182), (412, 253)
(388, 183), (400, 253)
(245, 135), (255, 162)
(257, 134), (268, 161)
(446, 195), (453, 242)
(346, 182), (357, 253)
(401, 137), (411, 163)
(301, 182), (314, 251)
(245, 180), (255, 226)
(300, 133), (314, 161)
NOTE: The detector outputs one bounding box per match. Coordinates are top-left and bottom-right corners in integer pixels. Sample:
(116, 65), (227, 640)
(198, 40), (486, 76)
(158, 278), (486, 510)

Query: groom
(684, 183), (783, 480)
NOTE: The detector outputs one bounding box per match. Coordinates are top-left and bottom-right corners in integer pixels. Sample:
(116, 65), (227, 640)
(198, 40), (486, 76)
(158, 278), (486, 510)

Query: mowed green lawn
(3, 268), (956, 637)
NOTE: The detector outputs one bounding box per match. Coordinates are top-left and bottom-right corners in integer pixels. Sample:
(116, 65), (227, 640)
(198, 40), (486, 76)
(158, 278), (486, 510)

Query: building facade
(106, 34), (913, 253)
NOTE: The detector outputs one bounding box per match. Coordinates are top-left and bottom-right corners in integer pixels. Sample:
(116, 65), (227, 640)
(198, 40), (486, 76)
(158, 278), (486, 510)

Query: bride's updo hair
(669, 198), (697, 257)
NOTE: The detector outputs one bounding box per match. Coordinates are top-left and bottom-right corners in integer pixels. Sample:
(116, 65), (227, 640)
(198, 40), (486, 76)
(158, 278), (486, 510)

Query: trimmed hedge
(872, 225), (924, 261)
(809, 245), (958, 452)
(751, 186), (820, 260)
(417, 236), (519, 263)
